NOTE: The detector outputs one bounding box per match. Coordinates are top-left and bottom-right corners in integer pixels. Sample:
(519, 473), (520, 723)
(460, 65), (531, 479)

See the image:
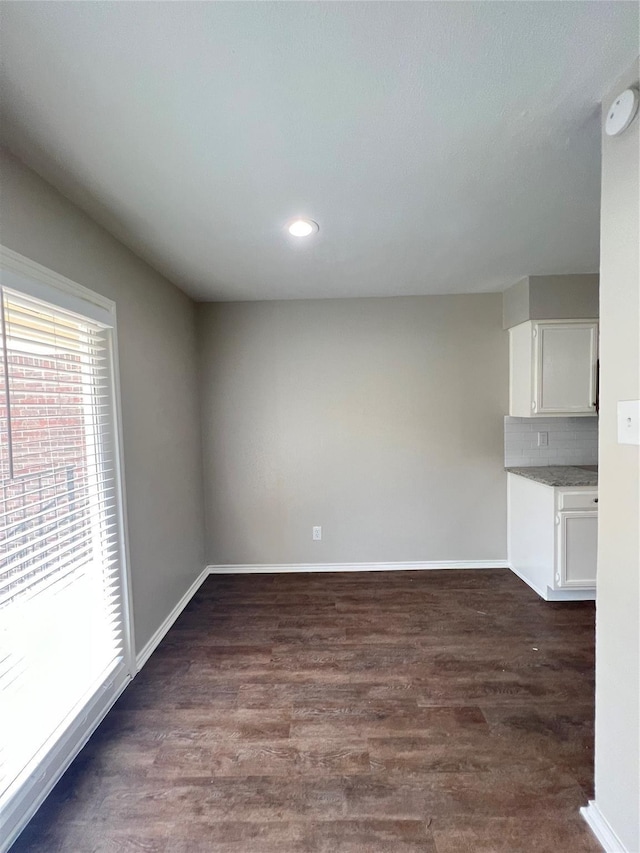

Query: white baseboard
(508, 562), (596, 601)
(581, 802), (629, 852)
(135, 566), (210, 671)
(545, 587), (596, 602)
(208, 560), (510, 574)
(136, 561), (508, 669)
(507, 562), (549, 599)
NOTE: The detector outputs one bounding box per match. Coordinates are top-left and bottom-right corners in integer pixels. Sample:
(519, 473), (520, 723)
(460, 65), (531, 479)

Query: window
(0, 252), (133, 850)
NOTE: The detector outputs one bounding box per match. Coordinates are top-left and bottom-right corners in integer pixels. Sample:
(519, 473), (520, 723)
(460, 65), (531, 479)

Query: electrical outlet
(537, 431), (549, 447)
(312, 526), (322, 541)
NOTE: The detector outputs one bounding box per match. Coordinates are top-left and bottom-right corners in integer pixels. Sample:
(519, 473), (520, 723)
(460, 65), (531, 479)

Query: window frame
(0, 245), (135, 853)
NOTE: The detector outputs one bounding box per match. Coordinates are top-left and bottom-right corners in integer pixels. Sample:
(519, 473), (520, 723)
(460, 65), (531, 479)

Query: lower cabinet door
(556, 510), (598, 588)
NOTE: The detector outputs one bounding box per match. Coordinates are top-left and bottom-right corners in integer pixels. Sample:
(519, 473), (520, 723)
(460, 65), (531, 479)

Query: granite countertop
(505, 465), (598, 487)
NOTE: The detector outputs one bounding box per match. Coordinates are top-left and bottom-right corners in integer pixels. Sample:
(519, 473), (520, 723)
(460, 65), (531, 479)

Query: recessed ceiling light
(287, 218), (319, 237)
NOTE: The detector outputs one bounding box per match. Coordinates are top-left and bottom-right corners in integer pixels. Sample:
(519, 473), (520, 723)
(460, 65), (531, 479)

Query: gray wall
(503, 274), (599, 329)
(502, 278), (531, 330)
(529, 274), (599, 321)
(0, 148), (205, 656)
(198, 295), (508, 565)
(594, 60), (640, 851)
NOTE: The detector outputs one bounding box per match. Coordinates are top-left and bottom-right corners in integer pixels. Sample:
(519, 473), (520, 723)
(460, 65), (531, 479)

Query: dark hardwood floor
(12, 569), (599, 852)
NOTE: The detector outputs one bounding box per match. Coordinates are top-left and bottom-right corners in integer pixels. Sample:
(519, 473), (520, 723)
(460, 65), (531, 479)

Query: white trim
(135, 566), (211, 671)
(508, 561), (596, 601)
(1, 671), (130, 853)
(5, 558), (210, 850)
(0, 246), (114, 313)
(107, 313), (136, 677)
(581, 801), (629, 852)
(135, 560), (510, 665)
(207, 560), (510, 575)
(507, 561), (550, 599)
(0, 251), (135, 851)
(506, 472), (511, 564)
(545, 585), (596, 602)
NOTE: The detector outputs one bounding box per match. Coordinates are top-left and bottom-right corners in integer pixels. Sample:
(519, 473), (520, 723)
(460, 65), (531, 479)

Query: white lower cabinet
(556, 510), (598, 588)
(508, 473), (597, 600)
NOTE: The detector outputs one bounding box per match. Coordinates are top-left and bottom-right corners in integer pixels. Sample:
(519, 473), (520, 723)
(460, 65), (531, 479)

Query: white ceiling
(1, 2), (638, 301)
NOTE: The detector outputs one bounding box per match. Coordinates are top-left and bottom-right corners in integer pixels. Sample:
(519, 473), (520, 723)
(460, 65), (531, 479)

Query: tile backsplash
(504, 416), (598, 467)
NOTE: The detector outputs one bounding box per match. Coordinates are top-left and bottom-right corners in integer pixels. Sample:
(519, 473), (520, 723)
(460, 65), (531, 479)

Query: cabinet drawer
(557, 490), (598, 511)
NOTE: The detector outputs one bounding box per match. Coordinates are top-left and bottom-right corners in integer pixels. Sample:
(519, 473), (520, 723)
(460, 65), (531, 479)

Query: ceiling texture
(1, 2), (638, 301)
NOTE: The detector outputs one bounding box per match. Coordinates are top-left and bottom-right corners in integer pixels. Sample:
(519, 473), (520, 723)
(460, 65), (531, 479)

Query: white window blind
(0, 279), (131, 850)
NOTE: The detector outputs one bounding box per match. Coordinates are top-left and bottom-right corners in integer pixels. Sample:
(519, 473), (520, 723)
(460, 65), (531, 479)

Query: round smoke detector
(605, 88), (639, 137)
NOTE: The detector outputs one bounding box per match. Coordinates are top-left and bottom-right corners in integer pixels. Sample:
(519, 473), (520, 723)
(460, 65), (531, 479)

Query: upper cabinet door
(533, 321), (598, 415)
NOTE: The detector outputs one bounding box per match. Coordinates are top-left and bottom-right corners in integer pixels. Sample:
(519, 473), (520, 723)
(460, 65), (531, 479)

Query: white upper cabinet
(535, 322), (598, 414)
(509, 320), (598, 417)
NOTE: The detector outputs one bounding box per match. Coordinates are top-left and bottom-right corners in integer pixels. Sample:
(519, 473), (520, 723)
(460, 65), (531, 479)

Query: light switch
(617, 400), (640, 445)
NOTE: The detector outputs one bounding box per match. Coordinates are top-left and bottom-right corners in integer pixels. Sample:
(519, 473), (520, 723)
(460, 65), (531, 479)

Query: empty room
(0, 2), (639, 852)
